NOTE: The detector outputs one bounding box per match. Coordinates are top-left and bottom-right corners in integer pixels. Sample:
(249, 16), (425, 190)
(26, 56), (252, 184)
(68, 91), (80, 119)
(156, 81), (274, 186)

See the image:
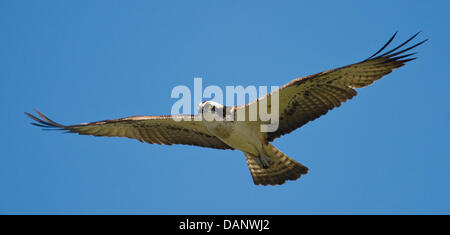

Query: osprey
(26, 32), (426, 186)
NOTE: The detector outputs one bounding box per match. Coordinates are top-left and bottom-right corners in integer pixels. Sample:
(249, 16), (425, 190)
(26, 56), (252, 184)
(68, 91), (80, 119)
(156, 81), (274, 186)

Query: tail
(244, 144), (308, 186)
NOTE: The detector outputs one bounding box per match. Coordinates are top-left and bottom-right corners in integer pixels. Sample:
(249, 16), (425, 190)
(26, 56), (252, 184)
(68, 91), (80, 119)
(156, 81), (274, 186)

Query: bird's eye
(211, 106), (216, 112)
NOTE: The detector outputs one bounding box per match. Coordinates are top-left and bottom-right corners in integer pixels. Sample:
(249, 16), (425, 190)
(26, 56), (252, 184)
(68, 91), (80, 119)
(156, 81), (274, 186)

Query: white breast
(204, 120), (262, 156)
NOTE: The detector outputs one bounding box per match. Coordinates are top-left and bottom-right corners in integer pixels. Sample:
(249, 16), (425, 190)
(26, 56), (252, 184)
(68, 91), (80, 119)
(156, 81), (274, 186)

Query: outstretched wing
(242, 32), (427, 142)
(25, 110), (232, 150)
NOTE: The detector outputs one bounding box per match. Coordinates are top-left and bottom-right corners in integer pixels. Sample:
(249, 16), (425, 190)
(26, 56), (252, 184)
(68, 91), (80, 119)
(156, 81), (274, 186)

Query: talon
(258, 155), (273, 169)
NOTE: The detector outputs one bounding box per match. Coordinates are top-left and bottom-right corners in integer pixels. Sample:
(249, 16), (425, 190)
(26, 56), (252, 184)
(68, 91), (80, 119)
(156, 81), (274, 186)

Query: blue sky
(1, 0), (449, 214)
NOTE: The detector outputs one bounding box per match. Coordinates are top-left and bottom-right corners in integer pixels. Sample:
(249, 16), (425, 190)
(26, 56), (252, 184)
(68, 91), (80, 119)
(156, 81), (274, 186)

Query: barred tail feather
(245, 144), (308, 185)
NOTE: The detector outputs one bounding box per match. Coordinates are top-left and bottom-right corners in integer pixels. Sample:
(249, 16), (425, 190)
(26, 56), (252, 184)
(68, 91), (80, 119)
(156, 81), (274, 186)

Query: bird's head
(198, 101), (228, 121)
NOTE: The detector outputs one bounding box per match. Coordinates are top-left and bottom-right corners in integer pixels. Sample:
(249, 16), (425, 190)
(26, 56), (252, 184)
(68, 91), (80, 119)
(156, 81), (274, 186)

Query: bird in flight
(26, 32), (426, 186)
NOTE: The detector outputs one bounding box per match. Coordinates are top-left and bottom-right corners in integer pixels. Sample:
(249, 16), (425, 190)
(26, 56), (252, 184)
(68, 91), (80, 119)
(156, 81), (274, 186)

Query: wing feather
(25, 110), (232, 150)
(239, 32), (427, 142)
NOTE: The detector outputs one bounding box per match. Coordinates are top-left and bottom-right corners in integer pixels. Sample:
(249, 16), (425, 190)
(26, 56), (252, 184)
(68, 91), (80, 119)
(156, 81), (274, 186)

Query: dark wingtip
(31, 122), (50, 128)
(24, 111), (33, 119)
(364, 31), (427, 64)
(364, 32), (398, 61)
(25, 110), (64, 129)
